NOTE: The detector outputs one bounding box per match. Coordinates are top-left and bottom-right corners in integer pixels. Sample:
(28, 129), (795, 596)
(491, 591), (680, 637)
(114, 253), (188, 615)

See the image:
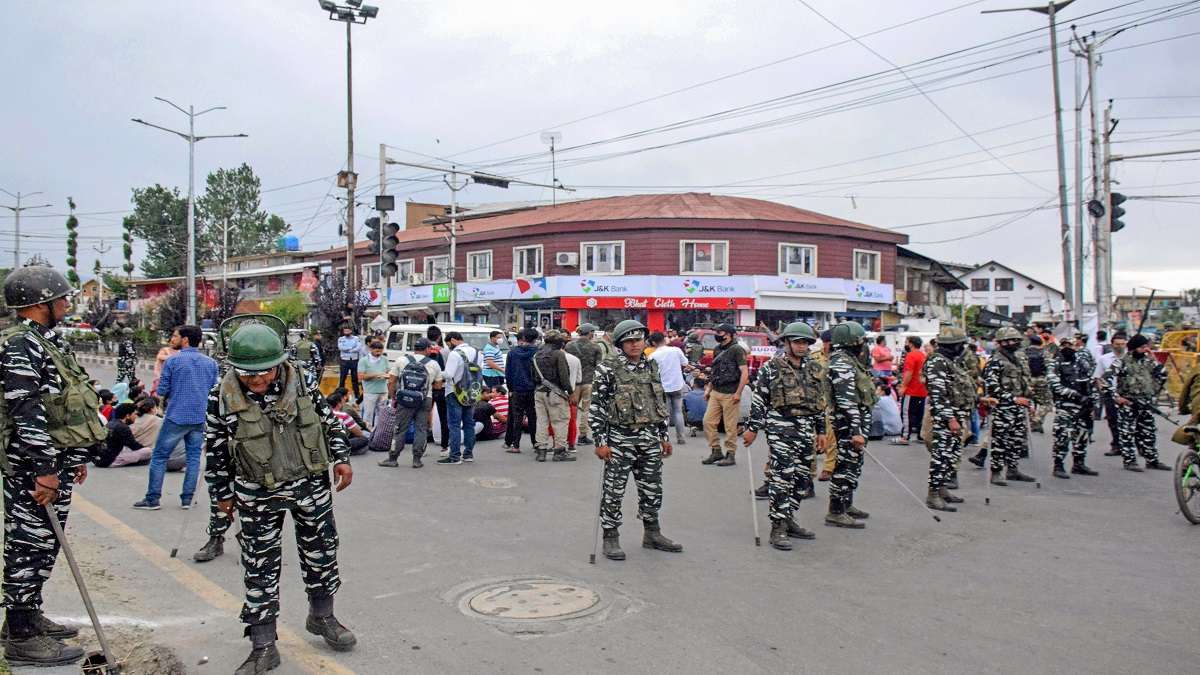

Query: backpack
(453, 346), (483, 406)
(395, 355), (431, 409)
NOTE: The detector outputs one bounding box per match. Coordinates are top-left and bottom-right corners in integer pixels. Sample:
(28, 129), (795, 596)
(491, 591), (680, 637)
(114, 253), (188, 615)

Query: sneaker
(439, 449), (450, 459)
(577, 436), (593, 446)
(132, 499), (161, 511)
(180, 502), (192, 510)
(505, 446), (522, 454)
(436, 456), (462, 465)
(463, 455), (475, 463)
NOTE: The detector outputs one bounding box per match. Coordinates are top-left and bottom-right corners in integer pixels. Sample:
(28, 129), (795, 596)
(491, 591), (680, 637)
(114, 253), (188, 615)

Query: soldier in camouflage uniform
(116, 326), (138, 383)
(290, 331), (324, 384)
(922, 327), (975, 512)
(1105, 333), (1171, 472)
(982, 327), (1037, 486)
(205, 318), (356, 674)
(1, 266), (108, 667)
(1025, 335), (1052, 433)
(589, 319), (683, 561)
(743, 322), (826, 550)
(684, 329), (705, 366)
(824, 322), (877, 529)
(1046, 339), (1100, 479)
(565, 323), (604, 445)
(1072, 332), (1098, 444)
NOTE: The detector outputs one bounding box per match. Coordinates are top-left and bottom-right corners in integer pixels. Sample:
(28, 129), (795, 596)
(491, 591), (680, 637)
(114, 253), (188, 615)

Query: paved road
(17, 363), (1198, 674)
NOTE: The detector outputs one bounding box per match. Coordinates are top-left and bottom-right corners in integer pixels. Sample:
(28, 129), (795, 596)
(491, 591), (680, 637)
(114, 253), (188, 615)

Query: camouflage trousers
(116, 356), (137, 383)
(763, 411), (818, 522)
(599, 431), (664, 530)
(1116, 403), (1158, 465)
(1051, 400), (1089, 464)
(235, 473), (340, 626)
(1030, 377), (1052, 430)
(989, 404), (1029, 472)
(828, 422), (866, 507)
(927, 415), (966, 489)
(3, 468), (76, 611)
(207, 483), (232, 538)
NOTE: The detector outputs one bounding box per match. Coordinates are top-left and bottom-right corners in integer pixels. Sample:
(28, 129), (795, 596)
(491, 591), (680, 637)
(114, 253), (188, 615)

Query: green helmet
(937, 326), (967, 345)
(225, 322), (287, 373)
(995, 326), (1022, 342)
(611, 319), (647, 344)
(830, 322), (866, 347)
(576, 323), (597, 335)
(781, 321), (817, 343)
(3, 265), (75, 309)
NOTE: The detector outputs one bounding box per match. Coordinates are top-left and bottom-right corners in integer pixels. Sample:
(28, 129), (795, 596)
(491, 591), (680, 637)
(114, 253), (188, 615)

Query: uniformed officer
(1, 265), (108, 667)
(590, 319), (683, 561)
(982, 326), (1037, 486)
(291, 330), (324, 383)
(116, 326), (138, 383)
(1105, 333), (1171, 472)
(1046, 339), (1100, 479)
(565, 323), (605, 446)
(742, 322), (827, 550)
(922, 327), (974, 512)
(824, 322), (877, 529)
(1025, 334), (1052, 433)
(204, 317), (356, 674)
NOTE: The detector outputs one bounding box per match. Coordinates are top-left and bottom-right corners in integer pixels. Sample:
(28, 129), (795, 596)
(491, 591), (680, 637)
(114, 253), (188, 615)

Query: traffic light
(364, 216), (381, 254)
(1109, 192), (1127, 233)
(381, 222), (400, 277)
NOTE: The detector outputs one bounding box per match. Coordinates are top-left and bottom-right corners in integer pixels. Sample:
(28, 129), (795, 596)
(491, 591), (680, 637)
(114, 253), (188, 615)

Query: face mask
(1001, 342), (1021, 353)
(940, 343), (963, 358)
(1132, 350), (1146, 360)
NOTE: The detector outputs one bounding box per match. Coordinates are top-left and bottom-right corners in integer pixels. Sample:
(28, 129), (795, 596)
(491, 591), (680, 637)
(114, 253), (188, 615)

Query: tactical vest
(1054, 354), (1090, 397)
(0, 324), (109, 474)
(767, 355), (828, 415)
(566, 339), (603, 382)
(709, 344), (743, 387)
(930, 352), (976, 409)
(834, 351), (879, 408)
(1117, 354), (1156, 398)
(959, 349), (981, 379)
(607, 358), (668, 428)
(219, 362), (331, 489)
(1024, 347), (1046, 377)
(686, 342), (704, 364)
(294, 339), (315, 364)
(993, 348), (1031, 397)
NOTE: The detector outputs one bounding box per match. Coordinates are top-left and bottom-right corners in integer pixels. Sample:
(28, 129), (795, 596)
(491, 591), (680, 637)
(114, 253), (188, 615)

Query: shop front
(560, 295), (755, 333)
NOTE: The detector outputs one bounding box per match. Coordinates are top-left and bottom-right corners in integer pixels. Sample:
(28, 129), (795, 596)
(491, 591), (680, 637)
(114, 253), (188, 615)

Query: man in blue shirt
(336, 325), (364, 403)
(134, 325), (219, 510)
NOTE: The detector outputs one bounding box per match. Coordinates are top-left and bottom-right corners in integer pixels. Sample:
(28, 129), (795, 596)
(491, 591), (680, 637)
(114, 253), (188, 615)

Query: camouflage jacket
(1047, 352), (1091, 403)
(827, 349), (873, 438)
(924, 351), (975, 424)
(1104, 352), (1167, 402)
(564, 338), (604, 385)
(746, 354), (827, 433)
(983, 347), (1031, 406)
(587, 354), (669, 448)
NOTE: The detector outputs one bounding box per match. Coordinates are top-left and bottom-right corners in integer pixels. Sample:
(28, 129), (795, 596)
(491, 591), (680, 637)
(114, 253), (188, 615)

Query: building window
(995, 305), (1010, 316)
(680, 240), (728, 275)
(581, 241), (624, 275)
(994, 277), (1014, 291)
(467, 250), (493, 281)
(1023, 304), (1041, 315)
(971, 278), (990, 292)
(394, 259), (415, 284)
(362, 263), (382, 287)
(424, 255), (449, 283)
(513, 245), (543, 277)
(852, 249), (880, 282)
(778, 243), (817, 276)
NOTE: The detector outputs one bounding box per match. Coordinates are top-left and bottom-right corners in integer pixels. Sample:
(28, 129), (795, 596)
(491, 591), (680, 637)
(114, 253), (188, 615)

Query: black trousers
(338, 359), (361, 399)
(432, 389), (449, 449)
(906, 396), (926, 439)
(505, 390), (538, 449)
(1103, 396), (1120, 449)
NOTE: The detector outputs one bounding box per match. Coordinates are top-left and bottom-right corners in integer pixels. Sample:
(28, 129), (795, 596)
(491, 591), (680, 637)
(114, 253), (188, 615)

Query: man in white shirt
(648, 331), (691, 444)
(382, 338), (443, 468)
(1097, 330), (1127, 456)
(440, 331), (484, 464)
(562, 341), (583, 452)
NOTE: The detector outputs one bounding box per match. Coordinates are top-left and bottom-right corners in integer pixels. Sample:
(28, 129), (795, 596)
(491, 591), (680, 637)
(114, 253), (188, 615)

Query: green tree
(263, 290), (310, 327)
(101, 272), (128, 300)
(196, 164), (289, 260)
(65, 198), (80, 287)
(123, 185), (200, 279)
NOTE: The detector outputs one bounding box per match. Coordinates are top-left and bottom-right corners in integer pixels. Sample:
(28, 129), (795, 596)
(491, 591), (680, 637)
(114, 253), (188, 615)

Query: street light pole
(131, 99), (247, 325)
(0, 190), (52, 268)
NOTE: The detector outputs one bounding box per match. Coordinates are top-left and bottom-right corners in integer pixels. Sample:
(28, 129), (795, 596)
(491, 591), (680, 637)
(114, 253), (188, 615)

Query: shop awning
(756, 293), (846, 313)
(454, 302), (496, 314)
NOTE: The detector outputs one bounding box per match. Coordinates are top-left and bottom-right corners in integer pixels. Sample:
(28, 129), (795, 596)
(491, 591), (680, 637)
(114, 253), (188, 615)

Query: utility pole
(1099, 103), (1114, 329)
(1071, 35), (1085, 314)
(0, 190), (52, 268)
(93, 240), (112, 307)
(444, 169), (466, 322)
(379, 143), (389, 320)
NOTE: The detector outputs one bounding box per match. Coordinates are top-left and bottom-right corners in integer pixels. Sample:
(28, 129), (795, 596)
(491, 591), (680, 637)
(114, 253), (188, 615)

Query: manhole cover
(469, 477), (517, 489)
(468, 582), (600, 619)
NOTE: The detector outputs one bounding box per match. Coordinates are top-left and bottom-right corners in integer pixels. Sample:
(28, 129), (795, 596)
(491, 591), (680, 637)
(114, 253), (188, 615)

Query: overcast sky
(3, 0), (1198, 298)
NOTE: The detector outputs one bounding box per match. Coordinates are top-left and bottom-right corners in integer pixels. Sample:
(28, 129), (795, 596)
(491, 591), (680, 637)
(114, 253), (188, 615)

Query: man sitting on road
(95, 403), (153, 468)
(328, 390), (370, 455)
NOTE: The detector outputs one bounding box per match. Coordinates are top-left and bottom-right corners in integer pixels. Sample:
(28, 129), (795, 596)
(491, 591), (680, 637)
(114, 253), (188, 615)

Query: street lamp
(317, 0), (379, 300)
(0, 189), (52, 268)
(131, 98), (247, 325)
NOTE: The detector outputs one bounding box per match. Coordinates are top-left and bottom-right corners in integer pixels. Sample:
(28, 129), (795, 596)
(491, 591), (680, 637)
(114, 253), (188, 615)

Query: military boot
(378, 452), (400, 467)
(535, 449), (548, 462)
(785, 518), (816, 540)
(968, 448), (987, 468)
(193, 535), (224, 563)
(1, 611), (79, 640)
(990, 470), (1009, 486)
(602, 528), (625, 561)
(824, 500), (864, 529)
(1052, 461), (1070, 479)
(552, 448), (577, 462)
(946, 471), (960, 490)
(845, 503), (869, 520)
(1145, 460), (1172, 471)
(926, 488), (956, 512)
(1071, 460), (1098, 476)
(1006, 467), (1036, 482)
(701, 448), (724, 465)
(754, 482), (769, 500)
(642, 521), (683, 552)
(306, 594), (357, 652)
(715, 452), (736, 467)
(3, 610), (84, 667)
(236, 622), (280, 675)
(769, 522), (792, 550)
(940, 486), (964, 504)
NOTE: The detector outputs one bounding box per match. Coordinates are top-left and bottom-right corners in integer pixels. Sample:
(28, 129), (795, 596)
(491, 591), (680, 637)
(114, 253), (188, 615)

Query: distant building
(126, 251), (320, 316)
(893, 247), (966, 322)
(956, 260), (1066, 323)
(1113, 293), (1186, 328)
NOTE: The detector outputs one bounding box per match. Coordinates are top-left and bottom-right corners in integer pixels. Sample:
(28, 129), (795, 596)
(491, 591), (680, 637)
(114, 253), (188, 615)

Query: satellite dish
(540, 131), (562, 146)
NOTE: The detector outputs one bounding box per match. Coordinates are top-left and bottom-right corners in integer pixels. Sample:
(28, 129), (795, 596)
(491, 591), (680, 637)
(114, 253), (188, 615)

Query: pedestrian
(562, 339), (583, 453)
(131, 395), (163, 448)
(870, 334), (894, 379)
(134, 324), (219, 510)
(1106, 333), (1171, 471)
(203, 320), (356, 674)
(895, 336), (927, 445)
(473, 387), (508, 441)
(922, 327), (974, 513)
(379, 338), (441, 469)
(439, 331), (484, 464)
(357, 339), (389, 429)
(291, 330), (324, 384)
(482, 330), (506, 387)
(824, 322), (877, 528)
(426, 326), (450, 454)
(742, 322), (827, 550)
(98, 388), (116, 420)
(503, 328), (539, 454)
(152, 332), (180, 395)
(648, 331), (690, 444)
(532, 329), (574, 462)
(1026, 335), (1052, 433)
(590, 319), (683, 560)
(327, 391), (370, 455)
(1046, 338), (1100, 479)
(701, 323), (748, 466)
(982, 327), (1037, 486)
(564, 323), (605, 446)
(95, 403), (153, 468)
(1098, 331), (1127, 456)
(0, 265), (107, 667)
(336, 325), (364, 403)
(116, 326), (138, 383)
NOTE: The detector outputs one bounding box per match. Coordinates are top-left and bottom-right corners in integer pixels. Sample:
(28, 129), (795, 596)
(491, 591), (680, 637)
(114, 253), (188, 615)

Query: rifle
(1131, 395), (1180, 426)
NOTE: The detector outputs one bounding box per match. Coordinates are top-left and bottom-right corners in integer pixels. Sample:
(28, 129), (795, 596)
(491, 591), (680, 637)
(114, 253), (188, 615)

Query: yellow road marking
(72, 495), (357, 675)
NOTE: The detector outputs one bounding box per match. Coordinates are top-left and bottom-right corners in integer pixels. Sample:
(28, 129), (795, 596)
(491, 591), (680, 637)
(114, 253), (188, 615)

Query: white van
(384, 323), (509, 360)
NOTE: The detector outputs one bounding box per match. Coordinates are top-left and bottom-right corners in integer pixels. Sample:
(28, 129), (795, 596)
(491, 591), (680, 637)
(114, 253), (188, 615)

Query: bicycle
(1175, 426), (1200, 524)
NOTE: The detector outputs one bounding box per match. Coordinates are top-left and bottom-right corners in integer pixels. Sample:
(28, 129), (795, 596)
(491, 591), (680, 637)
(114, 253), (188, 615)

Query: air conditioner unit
(408, 273), (424, 285)
(556, 252), (579, 267)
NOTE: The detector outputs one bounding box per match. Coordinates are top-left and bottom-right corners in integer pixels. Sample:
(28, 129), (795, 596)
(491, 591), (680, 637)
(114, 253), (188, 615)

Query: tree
(123, 185), (200, 279)
(1184, 288), (1200, 309)
(196, 164), (290, 261)
(204, 285), (241, 327)
(312, 273), (366, 361)
(155, 282), (188, 333)
(101, 272), (128, 300)
(263, 291), (310, 327)
(65, 198), (80, 288)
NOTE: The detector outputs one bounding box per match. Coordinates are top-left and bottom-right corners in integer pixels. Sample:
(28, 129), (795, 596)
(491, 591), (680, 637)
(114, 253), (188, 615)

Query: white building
(955, 260), (1065, 321)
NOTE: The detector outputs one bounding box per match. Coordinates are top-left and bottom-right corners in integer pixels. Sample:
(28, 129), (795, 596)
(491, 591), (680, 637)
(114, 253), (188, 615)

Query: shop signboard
(560, 296), (755, 310)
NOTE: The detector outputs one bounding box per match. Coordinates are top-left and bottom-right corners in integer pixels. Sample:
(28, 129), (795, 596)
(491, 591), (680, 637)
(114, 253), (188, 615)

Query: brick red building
(304, 193), (907, 332)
